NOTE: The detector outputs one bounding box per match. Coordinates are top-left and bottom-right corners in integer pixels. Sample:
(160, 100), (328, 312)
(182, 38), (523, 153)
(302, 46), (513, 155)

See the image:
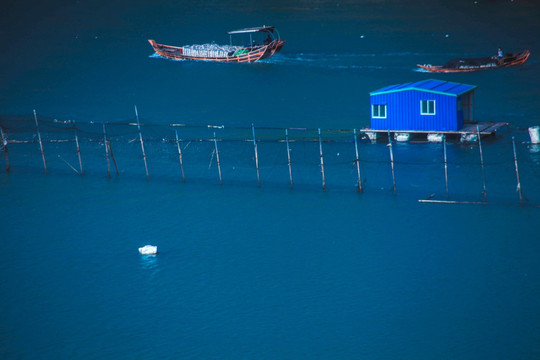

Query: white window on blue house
(421, 100), (436, 115)
(372, 104), (387, 118)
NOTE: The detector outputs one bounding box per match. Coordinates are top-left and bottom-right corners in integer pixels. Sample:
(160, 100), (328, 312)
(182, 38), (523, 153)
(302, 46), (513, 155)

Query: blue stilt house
(369, 79), (476, 131)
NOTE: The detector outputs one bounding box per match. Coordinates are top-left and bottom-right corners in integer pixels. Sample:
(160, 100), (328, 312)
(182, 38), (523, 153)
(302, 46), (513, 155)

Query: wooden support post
(512, 137), (523, 205)
(353, 129), (362, 193)
(33, 110), (47, 174)
(318, 128), (326, 191)
(135, 106), (149, 180)
(108, 140), (119, 176)
(477, 125), (487, 202)
(443, 135), (448, 199)
(73, 120), (83, 175)
(252, 123), (260, 187)
(213, 132), (222, 185)
(175, 130), (186, 183)
(387, 131), (396, 194)
(57, 154), (80, 175)
(0, 127), (10, 173)
(285, 129), (293, 189)
(102, 124), (111, 178)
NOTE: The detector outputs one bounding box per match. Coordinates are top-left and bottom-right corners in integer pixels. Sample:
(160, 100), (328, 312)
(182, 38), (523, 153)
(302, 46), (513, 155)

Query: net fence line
(1, 115), (538, 137)
(1, 113), (536, 139)
(1, 113), (539, 205)
(1, 136), (537, 167)
(1, 116), (538, 167)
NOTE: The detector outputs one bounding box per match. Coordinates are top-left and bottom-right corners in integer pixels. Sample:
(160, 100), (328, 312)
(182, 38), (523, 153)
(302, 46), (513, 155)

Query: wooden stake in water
(33, 109), (47, 174)
(477, 125), (487, 202)
(73, 120), (83, 175)
(57, 154), (80, 175)
(0, 127), (10, 173)
(387, 131), (396, 194)
(135, 106), (149, 180)
(419, 199), (487, 205)
(512, 136), (523, 205)
(102, 124), (111, 178)
(318, 128), (326, 191)
(285, 129), (293, 189)
(252, 123), (260, 187)
(213, 132), (222, 185)
(175, 130), (186, 183)
(443, 135), (448, 199)
(353, 129), (362, 193)
(108, 140), (119, 176)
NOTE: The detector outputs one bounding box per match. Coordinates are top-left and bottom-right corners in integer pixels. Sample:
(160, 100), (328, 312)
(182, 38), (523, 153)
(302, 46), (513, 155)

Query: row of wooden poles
(0, 107), (527, 205)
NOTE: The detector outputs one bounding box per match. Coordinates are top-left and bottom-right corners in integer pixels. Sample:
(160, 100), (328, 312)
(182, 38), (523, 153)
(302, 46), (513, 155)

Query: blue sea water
(1, 1), (540, 359)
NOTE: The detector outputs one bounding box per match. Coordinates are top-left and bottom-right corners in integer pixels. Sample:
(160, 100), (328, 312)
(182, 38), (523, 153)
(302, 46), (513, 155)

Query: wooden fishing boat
(148, 26), (284, 63)
(417, 49), (530, 73)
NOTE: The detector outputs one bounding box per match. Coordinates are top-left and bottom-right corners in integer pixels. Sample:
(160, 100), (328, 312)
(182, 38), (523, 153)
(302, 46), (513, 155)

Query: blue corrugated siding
(456, 95), (464, 129)
(370, 90), (461, 131)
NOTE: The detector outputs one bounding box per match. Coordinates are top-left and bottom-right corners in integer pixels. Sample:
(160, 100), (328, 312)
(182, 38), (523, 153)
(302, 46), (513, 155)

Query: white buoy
(139, 245), (158, 255)
(394, 133), (410, 142)
(460, 133), (478, 143)
(366, 132), (377, 141)
(427, 133), (444, 143)
(528, 126), (540, 144)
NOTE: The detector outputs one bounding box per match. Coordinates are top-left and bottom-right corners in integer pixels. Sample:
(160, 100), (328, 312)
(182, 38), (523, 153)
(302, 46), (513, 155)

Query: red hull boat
(148, 26), (284, 63)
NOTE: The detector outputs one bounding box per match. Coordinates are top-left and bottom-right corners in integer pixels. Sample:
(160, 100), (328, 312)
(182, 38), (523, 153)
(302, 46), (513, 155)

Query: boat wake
(263, 52), (448, 70)
(150, 51), (481, 72)
(149, 53), (188, 62)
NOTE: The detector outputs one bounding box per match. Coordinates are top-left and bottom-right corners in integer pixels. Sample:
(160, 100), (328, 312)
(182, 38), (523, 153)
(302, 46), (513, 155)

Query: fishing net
(182, 44), (242, 58)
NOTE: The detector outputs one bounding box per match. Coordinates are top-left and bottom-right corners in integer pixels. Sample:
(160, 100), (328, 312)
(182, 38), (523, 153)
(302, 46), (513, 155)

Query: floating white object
(529, 126), (540, 144)
(460, 133), (478, 143)
(427, 133), (444, 143)
(394, 133), (410, 142)
(138, 245), (158, 255)
(365, 132), (377, 141)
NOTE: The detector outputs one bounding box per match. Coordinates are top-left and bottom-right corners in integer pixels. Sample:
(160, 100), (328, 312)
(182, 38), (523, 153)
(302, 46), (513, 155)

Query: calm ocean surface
(1, 1), (540, 359)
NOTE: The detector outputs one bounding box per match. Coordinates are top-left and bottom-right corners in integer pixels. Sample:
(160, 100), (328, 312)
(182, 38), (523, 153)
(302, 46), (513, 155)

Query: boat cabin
(369, 79), (476, 131)
(227, 26), (281, 47)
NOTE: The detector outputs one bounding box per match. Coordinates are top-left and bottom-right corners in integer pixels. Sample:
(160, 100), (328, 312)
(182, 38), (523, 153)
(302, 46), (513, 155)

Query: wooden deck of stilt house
(361, 121), (508, 141)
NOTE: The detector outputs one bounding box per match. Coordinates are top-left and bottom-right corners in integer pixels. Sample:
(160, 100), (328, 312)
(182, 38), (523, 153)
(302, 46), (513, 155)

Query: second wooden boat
(417, 49), (530, 73)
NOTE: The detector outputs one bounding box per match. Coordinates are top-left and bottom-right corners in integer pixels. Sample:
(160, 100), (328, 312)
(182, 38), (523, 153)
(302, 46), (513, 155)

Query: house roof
(370, 79), (476, 97)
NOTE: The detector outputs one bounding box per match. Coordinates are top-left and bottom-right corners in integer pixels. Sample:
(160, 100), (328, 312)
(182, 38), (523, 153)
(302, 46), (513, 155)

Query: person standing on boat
(497, 47), (504, 58)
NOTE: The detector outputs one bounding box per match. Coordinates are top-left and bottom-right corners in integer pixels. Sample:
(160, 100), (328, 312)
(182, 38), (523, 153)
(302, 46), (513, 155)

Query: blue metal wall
(370, 90), (466, 131)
